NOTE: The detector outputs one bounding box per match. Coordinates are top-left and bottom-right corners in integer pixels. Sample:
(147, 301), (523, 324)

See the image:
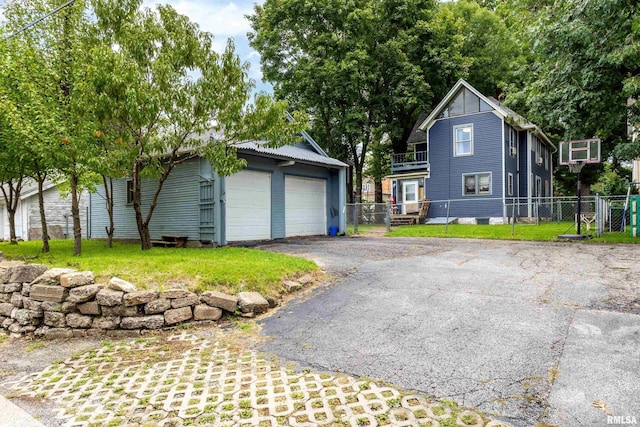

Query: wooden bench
(151, 234), (189, 248)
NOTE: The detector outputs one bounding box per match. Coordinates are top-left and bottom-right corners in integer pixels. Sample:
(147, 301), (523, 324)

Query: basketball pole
(576, 165), (582, 235)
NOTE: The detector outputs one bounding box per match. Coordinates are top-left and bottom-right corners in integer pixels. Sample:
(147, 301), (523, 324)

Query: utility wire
(2, 0), (76, 41)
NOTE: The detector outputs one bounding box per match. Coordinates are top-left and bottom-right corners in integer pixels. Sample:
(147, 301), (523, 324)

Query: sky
(0, 0), (272, 94)
(142, 0), (271, 94)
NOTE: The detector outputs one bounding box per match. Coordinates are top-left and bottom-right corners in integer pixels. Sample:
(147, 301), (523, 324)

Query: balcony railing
(391, 150), (429, 173)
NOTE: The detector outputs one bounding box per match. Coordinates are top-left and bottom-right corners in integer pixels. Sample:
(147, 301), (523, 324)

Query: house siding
(91, 154), (342, 244)
(26, 187), (89, 240)
(425, 111), (504, 217)
(90, 157), (201, 241)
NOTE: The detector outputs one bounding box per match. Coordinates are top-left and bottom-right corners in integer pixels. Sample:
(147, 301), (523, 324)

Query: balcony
(391, 150), (430, 173)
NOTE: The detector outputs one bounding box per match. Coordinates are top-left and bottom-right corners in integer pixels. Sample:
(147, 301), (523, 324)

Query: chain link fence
(346, 195), (632, 237)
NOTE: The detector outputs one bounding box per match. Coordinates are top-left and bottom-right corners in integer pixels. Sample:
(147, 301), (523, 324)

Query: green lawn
(0, 240), (318, 295)
(386, 222), (640, 243)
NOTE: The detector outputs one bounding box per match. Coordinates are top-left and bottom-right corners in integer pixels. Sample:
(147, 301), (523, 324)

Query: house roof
(406, 112), (429, 144)
(236, 140), (348, 168)
(417, 79), (556, 152)
(196, 125), (347, 169)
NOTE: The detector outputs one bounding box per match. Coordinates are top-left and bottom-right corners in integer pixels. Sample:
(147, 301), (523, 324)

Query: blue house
(389, 79), (556, 222)
(89, 131), (347, 245)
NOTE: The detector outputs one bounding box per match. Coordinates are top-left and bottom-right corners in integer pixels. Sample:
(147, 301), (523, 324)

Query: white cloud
(142, 0), (256, 37)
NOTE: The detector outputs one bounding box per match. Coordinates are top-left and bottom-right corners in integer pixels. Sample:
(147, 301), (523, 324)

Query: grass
(386, 222), (640, 243)
(0, 239), (317, 295)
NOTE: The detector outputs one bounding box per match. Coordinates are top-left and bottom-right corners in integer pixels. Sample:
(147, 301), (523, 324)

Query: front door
(402, 180), (418, 214)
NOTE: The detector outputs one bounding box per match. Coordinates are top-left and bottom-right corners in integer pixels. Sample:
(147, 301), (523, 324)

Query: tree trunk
(102, 175), (115, 248)
(347, 165), (354, 204)
(131, 162), (151, 250)
(70, 174), (82, 255)
(1, 178), (23, 245)
(355, 165), (363, 204)
(374, 178), (383, 203)
(7, 209), (17, 245)
(37, 176), (50, 253)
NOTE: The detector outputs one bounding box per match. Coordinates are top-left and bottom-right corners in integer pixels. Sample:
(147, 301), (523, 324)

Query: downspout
(501, 118), (506, 220)
(527, 132), (532, 217)
(339, 167), (347, 234)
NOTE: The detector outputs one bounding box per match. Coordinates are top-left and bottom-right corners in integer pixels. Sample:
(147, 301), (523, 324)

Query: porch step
(150, 240), (177, 247)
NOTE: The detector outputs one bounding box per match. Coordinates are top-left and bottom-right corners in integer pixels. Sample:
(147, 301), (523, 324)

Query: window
(126, 179), (134, 204)
(440, 88), (485, 118)
(544, 149), (549, 170)
(454, 124), (473, 156)
(463, 172), (491, 196)
(535, 176), (542, 198)
(508, 128), (517, 157)
(362, 183), (371, 193)
(533, 135), (542, 165)
(508, 173), (514, 196)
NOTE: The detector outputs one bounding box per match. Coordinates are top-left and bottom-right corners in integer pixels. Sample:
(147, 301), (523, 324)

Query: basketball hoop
(568, 162), (585, 174)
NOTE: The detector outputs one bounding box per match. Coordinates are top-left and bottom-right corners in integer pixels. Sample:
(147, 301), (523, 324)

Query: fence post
(511, 202), (516, 235)
(557, 198), (562, 222)
(353, 203), (358, 234)
(445, 201), (451, 233)
(385, 202), (391, 232)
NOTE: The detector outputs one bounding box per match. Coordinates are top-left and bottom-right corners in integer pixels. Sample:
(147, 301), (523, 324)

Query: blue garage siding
(235, 154), (341, 239)
(90, 158), (201, 241)
(426, 111), (504, 218)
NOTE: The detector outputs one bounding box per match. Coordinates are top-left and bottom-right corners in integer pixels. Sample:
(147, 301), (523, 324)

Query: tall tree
(89, 0), (306, 249)
(2, 0), (96, 255)
(508, 0), (640, 163)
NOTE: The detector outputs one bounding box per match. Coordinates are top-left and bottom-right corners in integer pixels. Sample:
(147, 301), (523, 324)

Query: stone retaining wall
(0, 253), (294, 339)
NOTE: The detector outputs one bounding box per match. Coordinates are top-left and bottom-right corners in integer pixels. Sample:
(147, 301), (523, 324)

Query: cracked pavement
(257, 237), (640, 427)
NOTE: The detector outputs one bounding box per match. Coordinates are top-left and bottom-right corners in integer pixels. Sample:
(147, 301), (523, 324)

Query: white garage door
(226, 170), (271, 241)
(285, 176), (326, 237)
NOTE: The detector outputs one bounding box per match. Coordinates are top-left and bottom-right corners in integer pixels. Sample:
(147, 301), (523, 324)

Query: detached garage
(89, 129), (347, 246)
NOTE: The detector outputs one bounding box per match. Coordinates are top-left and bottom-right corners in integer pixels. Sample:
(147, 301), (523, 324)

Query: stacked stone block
(0, 259), (287, 339)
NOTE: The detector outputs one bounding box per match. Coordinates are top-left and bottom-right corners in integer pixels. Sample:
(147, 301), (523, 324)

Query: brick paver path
(4, 332), (511, 426)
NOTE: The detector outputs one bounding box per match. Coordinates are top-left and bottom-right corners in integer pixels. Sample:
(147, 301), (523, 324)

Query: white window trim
(462, 172), (492, 196)
(507, 173), (514, 196)
(453, 123), (474, 157)
(508, 128), (517, 157)
(126, 179), (134, 205)
(535, 176), (542, 198)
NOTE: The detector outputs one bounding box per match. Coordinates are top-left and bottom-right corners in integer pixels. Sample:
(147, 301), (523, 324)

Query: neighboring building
(89, 131), (348, 245)
(0, 180), (89, 241)
(388, 79), (556, 222)
(361, 178), (392, 202)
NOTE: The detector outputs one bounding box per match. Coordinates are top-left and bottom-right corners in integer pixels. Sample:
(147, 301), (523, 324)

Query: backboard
(559, 138), (601, 165)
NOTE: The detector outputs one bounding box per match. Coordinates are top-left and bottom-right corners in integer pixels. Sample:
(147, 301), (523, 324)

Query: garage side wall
(90, 158), (201, 241)
(235, 154), (341, 239)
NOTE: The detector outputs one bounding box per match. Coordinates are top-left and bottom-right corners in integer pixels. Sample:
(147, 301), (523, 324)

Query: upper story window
(533, 135), (543, 165)
(508, 127), (517, 157)
(454, 124), (473, 157)
(440, 88), (492, 118)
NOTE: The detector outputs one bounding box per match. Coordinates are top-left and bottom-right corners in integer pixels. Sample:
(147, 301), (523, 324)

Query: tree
(250, 0), (520, 202)
(2, 0), (96, 255)
(508, 0), (640, 167)
(88, 0), (306, 250)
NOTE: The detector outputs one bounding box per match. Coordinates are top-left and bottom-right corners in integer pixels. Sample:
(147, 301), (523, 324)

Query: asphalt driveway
(257, 237), (640, 427)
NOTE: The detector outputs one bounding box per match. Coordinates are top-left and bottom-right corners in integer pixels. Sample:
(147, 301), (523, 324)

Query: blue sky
(0, 0), (272, 94)
(143, 0), (271, 94)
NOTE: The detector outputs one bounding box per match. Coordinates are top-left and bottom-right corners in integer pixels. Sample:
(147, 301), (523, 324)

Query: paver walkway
(3, 331), (510, 426)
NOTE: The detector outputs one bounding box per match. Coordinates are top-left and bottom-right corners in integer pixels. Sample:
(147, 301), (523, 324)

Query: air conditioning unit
(537, 156), (544, 164)
(509, 147), (517, 156)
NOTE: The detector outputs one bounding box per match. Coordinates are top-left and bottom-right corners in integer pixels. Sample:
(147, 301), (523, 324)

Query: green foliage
(591, 163), (632, 196)
(507, 0), (640, 163)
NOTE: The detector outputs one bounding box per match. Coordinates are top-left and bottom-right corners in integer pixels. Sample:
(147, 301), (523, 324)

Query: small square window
(126, 179), (134, 204)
